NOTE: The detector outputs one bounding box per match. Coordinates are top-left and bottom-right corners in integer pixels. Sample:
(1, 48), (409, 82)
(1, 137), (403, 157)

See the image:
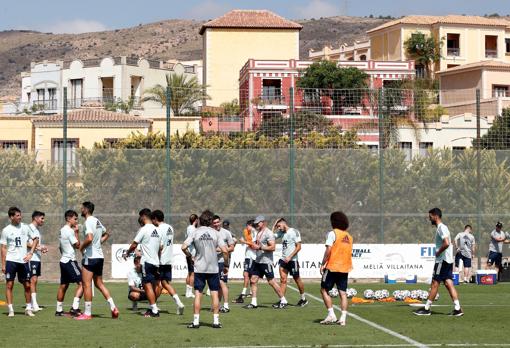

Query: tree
(104, 96), (135, 114)
(479, 107), (510, 149)
(404, 32), (443, 79)
(297, 61), (369, 114)
(142, 73), (209, 116)
(219, 99), (240, 116)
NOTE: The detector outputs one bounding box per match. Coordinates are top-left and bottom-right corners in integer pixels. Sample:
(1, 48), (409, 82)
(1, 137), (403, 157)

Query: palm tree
(142, 73), (208, 115)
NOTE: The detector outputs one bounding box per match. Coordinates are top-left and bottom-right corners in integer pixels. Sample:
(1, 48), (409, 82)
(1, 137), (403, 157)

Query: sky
(2, 0), (510, 34)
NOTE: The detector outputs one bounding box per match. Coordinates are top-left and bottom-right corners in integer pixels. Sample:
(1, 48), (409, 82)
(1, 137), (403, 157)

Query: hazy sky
(2, 0), (509, 34)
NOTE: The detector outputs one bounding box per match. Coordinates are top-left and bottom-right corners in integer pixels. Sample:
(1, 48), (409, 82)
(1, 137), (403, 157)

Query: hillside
(0, 16), (387, 97)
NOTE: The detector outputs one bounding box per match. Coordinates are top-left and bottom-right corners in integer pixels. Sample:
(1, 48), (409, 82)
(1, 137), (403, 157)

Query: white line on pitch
(287, 285), (429, 348)
(191, 344), (510, 348)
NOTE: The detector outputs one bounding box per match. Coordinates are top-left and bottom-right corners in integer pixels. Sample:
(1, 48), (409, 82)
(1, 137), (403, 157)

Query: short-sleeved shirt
(133, 223), (162, 266)
(0, 223), (35, 263)
(59, 225), (78, 263)
(127, 268), (143, 290)
(186, 224), (196, 256)
(435, 223), (453, 264)
(184, 226), (225, 274)
(455, 231), (476, 258)
(244, 227), (257, 260)
(275, 228), (302, 261)
(489, 230), (506, 253)
(159, 223), (175, 265)
(217, 228), (234, 263)
(28, 223), (42, 262)
(255, 227), (275, 265)
(83, 216), (106, 260)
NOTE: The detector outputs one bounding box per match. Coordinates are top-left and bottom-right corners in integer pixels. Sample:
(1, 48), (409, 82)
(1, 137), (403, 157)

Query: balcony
(67, 96), (142, 110)
(256, 92), (287, 110)
(32, 99), (58, 111)
(485, 49), (498, 58)
(447, 47), (460, 57)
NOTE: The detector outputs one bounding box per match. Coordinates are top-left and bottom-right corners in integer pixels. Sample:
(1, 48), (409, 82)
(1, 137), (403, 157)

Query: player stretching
(319, 211), (353, 326)
(244, 215), (287, 309)
(182, 210), (229, 329)
(75, 202), (118, 320)
(234, 219), (256, 303)
(128, 256), (145, 310)
(274, 218), (308, 307)
(56, 210), (83, 317)
(151, 209), (185, 315)
(27, 211), (47, 312)
(414, 208), (463, 316)
(185, 214), (198, 298)
(212, 215), (235, 313)
(124, 209), (162, 317)
(1, 207), (39, 317)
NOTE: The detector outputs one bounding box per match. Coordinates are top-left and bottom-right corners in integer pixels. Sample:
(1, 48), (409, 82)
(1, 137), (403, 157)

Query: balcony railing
(447, 47), (460, 56)
(32, 99), (58, 110)
(258, 90), (286, 106)
(485, 49), (498, 58)
(67, 96), (142, 109)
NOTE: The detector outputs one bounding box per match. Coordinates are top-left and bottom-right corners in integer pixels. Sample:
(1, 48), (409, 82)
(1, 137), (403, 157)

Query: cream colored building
(200, 10), (302, 106)
(309, 40), (370, 61)
(367, 15), (510, 75)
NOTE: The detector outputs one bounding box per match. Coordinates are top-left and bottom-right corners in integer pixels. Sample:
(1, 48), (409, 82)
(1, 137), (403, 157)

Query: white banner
(111, 243), (436, 280)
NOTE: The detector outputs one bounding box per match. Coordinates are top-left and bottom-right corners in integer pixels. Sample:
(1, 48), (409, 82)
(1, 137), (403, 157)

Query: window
(446, 33), (460, 56)
(493, 85), (508, 98)
(359, 55), (367, 61)
(36, 88), (45, 101)
(0, 141), (28, 152)
(419, 142), (433, 157)
(506, 38), (510, 54)
(261, 79), (283, 104)
(52, 139), (79, 174)
(399, 142), (412, 161)
(415, 64), (425, 79)
(485, 35), (498, 58)
(452, 146), (466, 152)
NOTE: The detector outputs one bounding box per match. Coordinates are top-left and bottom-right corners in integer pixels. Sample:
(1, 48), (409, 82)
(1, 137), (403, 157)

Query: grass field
(1, 281), (509, 348)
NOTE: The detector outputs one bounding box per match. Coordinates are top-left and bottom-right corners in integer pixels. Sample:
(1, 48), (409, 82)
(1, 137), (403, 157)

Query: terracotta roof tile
(32, 109), (151, 127)
(200, 10), (302, 34)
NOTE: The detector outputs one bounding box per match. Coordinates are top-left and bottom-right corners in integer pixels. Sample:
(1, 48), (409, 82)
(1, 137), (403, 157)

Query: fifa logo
(420, 246), (435, 257)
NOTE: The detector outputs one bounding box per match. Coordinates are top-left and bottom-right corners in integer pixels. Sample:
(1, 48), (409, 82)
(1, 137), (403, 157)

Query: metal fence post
(476, 88), (481, 270)
(289, 87), (295, 226)
(63, 87), (68, 213)
(166, 86), (172, 223)
(378, 88), (384, 243)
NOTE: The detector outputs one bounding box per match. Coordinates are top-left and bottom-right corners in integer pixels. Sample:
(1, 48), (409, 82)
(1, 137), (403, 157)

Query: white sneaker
(185, 293), (195, 298)
(8, 311), (14, 317)
(337, 319), (346, 326)
(177, 305), (184, 315)
(33, 306), (42, 312)
(320, 315), (337, 325)
(25, 309), (35, 317)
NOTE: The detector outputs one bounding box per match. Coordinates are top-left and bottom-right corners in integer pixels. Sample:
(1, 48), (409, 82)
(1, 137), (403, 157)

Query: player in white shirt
(0, 207), (39, 317)
(128, 255), (146, 310)
(454, 224), (476, 283)
(185, 214), (198, 298)
(151, 209), (185, 315)
(76, 201), (118, 320)
(27, 210), (47, 312)
(234, 219), (256, 303)
(414, 208), (463, 316)
(124, 209), (162, 317)
(56, 210), (83, 317)
(212, 216), (236, 313)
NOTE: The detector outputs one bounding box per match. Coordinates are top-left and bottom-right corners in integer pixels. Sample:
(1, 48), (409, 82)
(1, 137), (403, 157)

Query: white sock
(251, 297), (257, 306)
(150, 303), (159, 314)
(72, 297), (80, 310)
(106, 297), (116, 311)
(31, 293), (38, 308)
(84, 301), (92, 316)
(340, 310), (347, 322)
(223, 302), (229, 309)
(173, 294), (184, 307)
(327, 307), (335, 317)
(8, 304), (14, 313)
(56, 301), (63, 312)
(26, 303), (32, 311)
(301, 293), (306, 300)
(280, 296), (287, 304)
(424, 299), (433, 310)
(186, 285), (192, 294)
(242, 287), (247, 295)
(213, 313), (219, 325)
(453, 300), (461, 311)
(193, 314), (200, 325)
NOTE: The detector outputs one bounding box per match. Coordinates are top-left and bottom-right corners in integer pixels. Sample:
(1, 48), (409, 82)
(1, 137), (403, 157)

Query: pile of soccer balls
(362, 289), (430, 301)
(328, 287), (357, 298)
(362, 289), (390, 300)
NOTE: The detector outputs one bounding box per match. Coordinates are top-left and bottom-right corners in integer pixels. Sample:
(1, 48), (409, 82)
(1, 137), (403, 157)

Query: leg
(294, 275), (305, 295)
(161, 280), (177, 296)
(279, 267), (289, 297)
(320, 287), (333, 309)
(74, 283), (83, 299)
(210, 290), (220, 314)
(81, 267), (94, 302)
(142, 282), (156, 305)
(57, 284), (69, 302)
(23, 281), (31, 304)
(428, 279), (440, 302)
(250, 274), (259, 299)
(464, 267), (471, 282)
(444, 279), (459, 302)
(93, 275), (112, 300)
(339, 290), (348, 311)
(267, 278), (283, 297)
(6, 280), (14, 305)
(219, 280), (228, 306)
(243, 271), (250, 290)
(30, 276), (37, 296)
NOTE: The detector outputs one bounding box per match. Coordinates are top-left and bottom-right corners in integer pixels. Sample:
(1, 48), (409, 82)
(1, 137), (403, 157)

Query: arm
(129, 285), (145, 293)
(79, 233), (93, 253)
(435, 237), (450, 258)
(221, 245), (229, 274)
(100, 230), (110, 244)
(320, 246), (332, 274)
(1, 244), (6, 274)
(23, 237), (39, 262)
(123, 241), (139, 260)
(181, 242), (192, 259)
(284, 242), (301, 263)
(72, 226), (81, 249)
(261, 239), (276, 252)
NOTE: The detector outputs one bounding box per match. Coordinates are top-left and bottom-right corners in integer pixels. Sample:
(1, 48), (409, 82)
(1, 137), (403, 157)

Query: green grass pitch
(1, 281), (509, 347)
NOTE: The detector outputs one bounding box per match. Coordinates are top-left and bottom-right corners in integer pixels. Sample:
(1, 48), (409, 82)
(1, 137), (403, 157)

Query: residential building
(309, 40), (371, 61)
(200, 9), (302, 107)
(19, 56), (197, 117)
(367, 15), (510, 75)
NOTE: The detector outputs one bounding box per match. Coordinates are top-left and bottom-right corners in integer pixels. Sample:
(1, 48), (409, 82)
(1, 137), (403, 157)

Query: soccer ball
(346, 288), (357, 298)
(410, 290), (419, 299)
(392, 290), (401, 299)
(350, 288), (357, 297)
(363, 289), (374, 299)
(328, 288), (339, 298)
(374, 290), (383, 300)
(401, 290), (411, 299)
(381, 289), (389, 298)
(419, 290), (429, 301)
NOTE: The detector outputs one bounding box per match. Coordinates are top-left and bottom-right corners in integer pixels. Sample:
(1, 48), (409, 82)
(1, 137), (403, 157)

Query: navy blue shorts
(487, 251), (503, 267)
(279, 259), (300, 277)
(186, 257), (194, 273)
(194, 273), (220, 292)
(432, 261), (453, 282)
(142, 262), (159, 284)
(82, 258), (104, 276)
(321, 269), (348, 292)
(243, 258), (254, 274)
(218, 262), (228, 283)
(159, 264), (173, 282)
(5, 261), (30, 283)
(60, 260), (82, 284)
(30, 261), (41, 277)
(251, 262), (275, 280)
(455, 253), (472, 268)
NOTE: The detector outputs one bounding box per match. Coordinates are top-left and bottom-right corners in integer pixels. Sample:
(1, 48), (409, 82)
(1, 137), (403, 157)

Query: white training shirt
(134, 223), (162, 266)
(0, 223), (36, 263)
(127, 268), (143, 290)
(217, 228), (234, 263)
(435, 223), (453, 264)
(83, 216), (106, 260)
(59, 225), (78, 263)
(186, 224), (196, 256)
(159, 223), (175, 265)
(28, 223), (42, 262)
